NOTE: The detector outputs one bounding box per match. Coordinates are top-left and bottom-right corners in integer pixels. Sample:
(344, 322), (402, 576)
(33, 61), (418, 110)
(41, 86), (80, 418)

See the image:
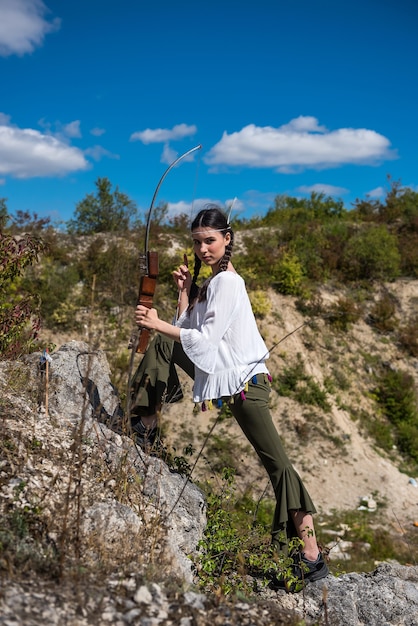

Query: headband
(191, 226), (231, 235)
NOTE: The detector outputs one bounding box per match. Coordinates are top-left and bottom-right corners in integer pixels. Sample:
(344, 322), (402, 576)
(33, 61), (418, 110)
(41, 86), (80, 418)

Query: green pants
(229, 376), (316, 552)
(130, 334), (316, 550)
(129, 333), (194, 419)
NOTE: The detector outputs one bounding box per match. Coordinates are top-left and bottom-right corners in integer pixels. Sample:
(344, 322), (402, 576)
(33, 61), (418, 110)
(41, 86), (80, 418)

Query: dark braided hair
(189, 206), (234, 308)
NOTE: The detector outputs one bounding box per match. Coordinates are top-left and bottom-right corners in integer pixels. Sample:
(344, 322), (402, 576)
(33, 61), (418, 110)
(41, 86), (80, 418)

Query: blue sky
(0, 0), (417, 226)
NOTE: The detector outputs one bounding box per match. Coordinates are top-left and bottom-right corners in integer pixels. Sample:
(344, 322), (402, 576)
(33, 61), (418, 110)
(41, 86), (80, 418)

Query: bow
(131, 143), (202, 354)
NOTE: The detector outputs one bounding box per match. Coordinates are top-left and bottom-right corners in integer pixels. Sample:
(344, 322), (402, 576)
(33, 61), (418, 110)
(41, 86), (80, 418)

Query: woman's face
(192, 227), (230, 270)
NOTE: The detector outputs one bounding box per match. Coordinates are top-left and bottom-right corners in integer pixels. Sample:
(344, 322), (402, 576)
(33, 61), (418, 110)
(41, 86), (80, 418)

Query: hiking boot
(293, 552), (329, 583)
(269, 552), (329, 593)
(131, 419), (159, 451)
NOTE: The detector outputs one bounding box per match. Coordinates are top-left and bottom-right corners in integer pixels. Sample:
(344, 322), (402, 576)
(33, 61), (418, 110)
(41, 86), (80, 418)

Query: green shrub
(326, 296), (363, 332)
(0, 231), (45, 358)
(398, 314), (418, 357)
(22, 260), (81, 329)
(358, 409), (394, 453)
(367, 291), (398, 333)
(375, 369), (417, 426)
(374, 368), (418, 463)
(397, 421), (418, 463)
(272, 353), (331, 411)
(274, 251), (305, 295)
(290, 228), (328, 282)
(341, 225), (401, 281)
(398, 231), (418, 277)
(249, 290), (271, 319)
(194, 468), (304, 596)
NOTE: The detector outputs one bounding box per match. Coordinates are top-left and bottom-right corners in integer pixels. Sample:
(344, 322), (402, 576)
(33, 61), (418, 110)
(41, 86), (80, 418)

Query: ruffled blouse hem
(192, 366), (270, 403)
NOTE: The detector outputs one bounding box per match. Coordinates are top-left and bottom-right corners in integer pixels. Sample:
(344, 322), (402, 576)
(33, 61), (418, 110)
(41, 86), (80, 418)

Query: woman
(135, 206), (328, 588)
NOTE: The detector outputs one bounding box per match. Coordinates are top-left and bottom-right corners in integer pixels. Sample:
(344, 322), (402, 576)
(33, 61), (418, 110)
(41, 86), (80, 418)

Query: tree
(265, 192), (347, 226)
(341, 224), (401, 281)
(67, 177), (137, 235)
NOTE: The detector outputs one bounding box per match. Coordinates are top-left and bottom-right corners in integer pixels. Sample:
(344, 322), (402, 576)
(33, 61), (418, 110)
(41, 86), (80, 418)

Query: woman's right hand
(172, 253), (191, 293)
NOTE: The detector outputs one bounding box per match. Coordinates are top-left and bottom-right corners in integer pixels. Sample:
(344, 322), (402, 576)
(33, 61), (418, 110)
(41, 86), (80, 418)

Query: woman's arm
(136, 272), (244, 371)
(135, 254), (192, 341)
(135, 306), (181, 342)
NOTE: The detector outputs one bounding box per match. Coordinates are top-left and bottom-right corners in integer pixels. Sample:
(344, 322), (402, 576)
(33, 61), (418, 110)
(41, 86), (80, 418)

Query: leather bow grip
(136, 251), (159, 353)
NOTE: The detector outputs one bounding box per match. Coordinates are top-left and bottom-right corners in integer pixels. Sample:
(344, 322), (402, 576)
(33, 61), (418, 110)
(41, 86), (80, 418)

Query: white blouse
(176, 271), (270, 402)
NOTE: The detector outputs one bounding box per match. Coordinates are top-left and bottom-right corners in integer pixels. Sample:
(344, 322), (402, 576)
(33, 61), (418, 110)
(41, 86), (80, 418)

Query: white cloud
(367, 186), (385, 198)
(297, 183), (349, 196)
(63, 120), (81, 138)
(165, 200), (194, 220)
(0, 118), (89, 178)
(130, 123), (197, 143)
(161, 142), (178, 165)
(84, 145), (119, 161)
(90, 127), (106, 137)
(241, 189), (276, 211)
(204, 117), (397, 172)
(166, 198), (224, 222)
(280, 116), (327, 133)
(38, 117), (83, 141)
(0, 0), (61, 57)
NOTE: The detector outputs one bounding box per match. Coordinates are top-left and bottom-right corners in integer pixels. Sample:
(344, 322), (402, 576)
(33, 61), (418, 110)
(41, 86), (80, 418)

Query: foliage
(272, 353), (331, 411)
(398, 314), (418, 357)
(76, 237), (138, 309)
(398, 231), (418, 277)
(22, 258), (82, 330)
(167, 211), (192, 237)
(341, 224), (401, 281)
(288, 227), (329, 282)
(8, 210), (51, 234)
(67, 177), (138, 235)
(374, 367), (418, 462)
(0, 232), (45, 288)
(355, 407), (395, 453)
(351, 177), (418, 224)
(367, 290), (397, 333)
(0, 230), (45, 358)
(273, 251), (305, 295)
(325, 295), (363, 331)
(375, 368), (417, 426)
(236, 229), (281, 290)
(194, 468), (305, 595)
(249, 289), (272, 318)
(264, 192), (347, 226)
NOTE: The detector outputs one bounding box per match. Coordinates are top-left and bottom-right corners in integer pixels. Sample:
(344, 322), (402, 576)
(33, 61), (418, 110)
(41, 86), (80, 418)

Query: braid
(218, 232), (234, 272)
(189, 254), (201, 302)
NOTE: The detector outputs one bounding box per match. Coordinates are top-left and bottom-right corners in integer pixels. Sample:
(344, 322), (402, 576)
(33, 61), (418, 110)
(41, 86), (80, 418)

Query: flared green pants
(130, 334), (316, 551)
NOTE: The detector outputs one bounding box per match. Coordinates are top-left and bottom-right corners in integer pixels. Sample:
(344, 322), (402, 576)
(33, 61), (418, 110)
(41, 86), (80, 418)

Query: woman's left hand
(135, 305), (159, 330)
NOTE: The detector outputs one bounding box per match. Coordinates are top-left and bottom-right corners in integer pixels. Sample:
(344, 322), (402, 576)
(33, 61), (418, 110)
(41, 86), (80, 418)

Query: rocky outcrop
(2, 341), (206, 584)
(0, 563), (417, 625)
(283, 562), (418, 625)
(1, 341), (417, 625)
